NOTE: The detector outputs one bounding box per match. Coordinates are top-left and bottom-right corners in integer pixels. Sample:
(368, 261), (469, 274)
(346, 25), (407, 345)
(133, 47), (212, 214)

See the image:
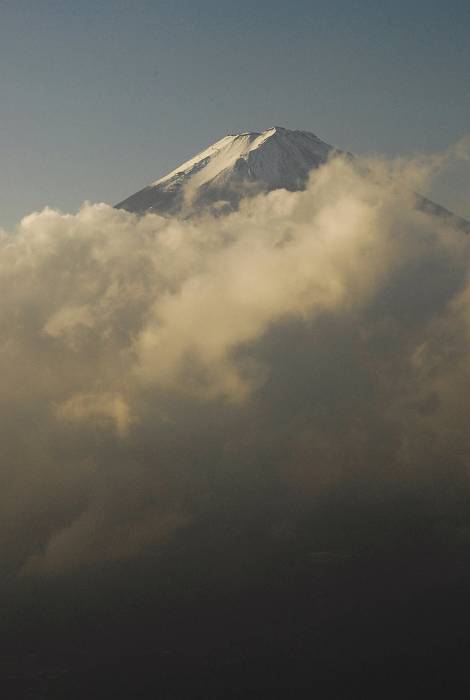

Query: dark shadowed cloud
(1, 148), (470, 581)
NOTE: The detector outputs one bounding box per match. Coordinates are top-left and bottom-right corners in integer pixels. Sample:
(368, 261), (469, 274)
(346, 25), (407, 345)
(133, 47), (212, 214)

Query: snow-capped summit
(115, 126), (470, 231)
(116, 127), (339, 216)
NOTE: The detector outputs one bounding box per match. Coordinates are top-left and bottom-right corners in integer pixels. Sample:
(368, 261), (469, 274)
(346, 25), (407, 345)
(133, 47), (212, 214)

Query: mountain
(115, 127), (339, 217)
(116, 126), (470, 231)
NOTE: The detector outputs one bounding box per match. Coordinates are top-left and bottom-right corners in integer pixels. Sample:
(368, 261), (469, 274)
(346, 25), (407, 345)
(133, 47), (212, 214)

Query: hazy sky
(0, 0), (469, 228)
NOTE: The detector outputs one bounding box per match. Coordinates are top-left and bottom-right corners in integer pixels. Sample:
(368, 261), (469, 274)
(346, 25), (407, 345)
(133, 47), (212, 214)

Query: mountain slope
(115, 127), (339, 217)
(116, 126), (470, 231)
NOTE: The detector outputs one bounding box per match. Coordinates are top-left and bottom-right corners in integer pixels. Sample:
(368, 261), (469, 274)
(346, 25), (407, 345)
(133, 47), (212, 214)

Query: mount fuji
(116, 127), (341, 216)
(116, 126), (469, 230)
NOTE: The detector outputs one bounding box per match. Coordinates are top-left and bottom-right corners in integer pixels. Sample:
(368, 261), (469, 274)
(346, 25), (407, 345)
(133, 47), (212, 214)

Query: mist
(2, 150), (470, 692)
(0, 151), (469, 577)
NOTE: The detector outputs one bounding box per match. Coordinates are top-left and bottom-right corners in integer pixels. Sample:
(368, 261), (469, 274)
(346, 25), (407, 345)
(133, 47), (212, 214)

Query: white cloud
(1, 151), (470, 574)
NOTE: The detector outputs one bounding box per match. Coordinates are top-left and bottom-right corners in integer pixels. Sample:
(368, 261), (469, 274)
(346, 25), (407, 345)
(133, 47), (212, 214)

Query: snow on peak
(116, 127), (337, 216)
(114, 126), (470, 232)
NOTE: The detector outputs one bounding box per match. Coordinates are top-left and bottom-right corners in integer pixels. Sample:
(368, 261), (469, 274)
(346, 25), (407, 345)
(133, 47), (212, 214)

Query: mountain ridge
(115, 126), (339, 217)
(115, 126), (469, 232)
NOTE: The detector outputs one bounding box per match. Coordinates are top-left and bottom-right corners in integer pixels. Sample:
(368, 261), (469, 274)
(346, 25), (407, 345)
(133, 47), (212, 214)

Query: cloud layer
(2, 153), (470, 576)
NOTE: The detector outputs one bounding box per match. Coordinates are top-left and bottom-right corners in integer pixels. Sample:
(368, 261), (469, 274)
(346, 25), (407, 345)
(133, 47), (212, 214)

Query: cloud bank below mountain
(2, 149), (470, 577)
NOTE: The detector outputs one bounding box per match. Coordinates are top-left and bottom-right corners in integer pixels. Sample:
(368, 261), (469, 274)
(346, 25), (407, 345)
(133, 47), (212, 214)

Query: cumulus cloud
(2, 151), (470, 576)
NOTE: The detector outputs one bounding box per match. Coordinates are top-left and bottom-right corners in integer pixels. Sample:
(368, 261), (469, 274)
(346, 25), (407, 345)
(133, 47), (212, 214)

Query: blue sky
(1, 0), (469, 227)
